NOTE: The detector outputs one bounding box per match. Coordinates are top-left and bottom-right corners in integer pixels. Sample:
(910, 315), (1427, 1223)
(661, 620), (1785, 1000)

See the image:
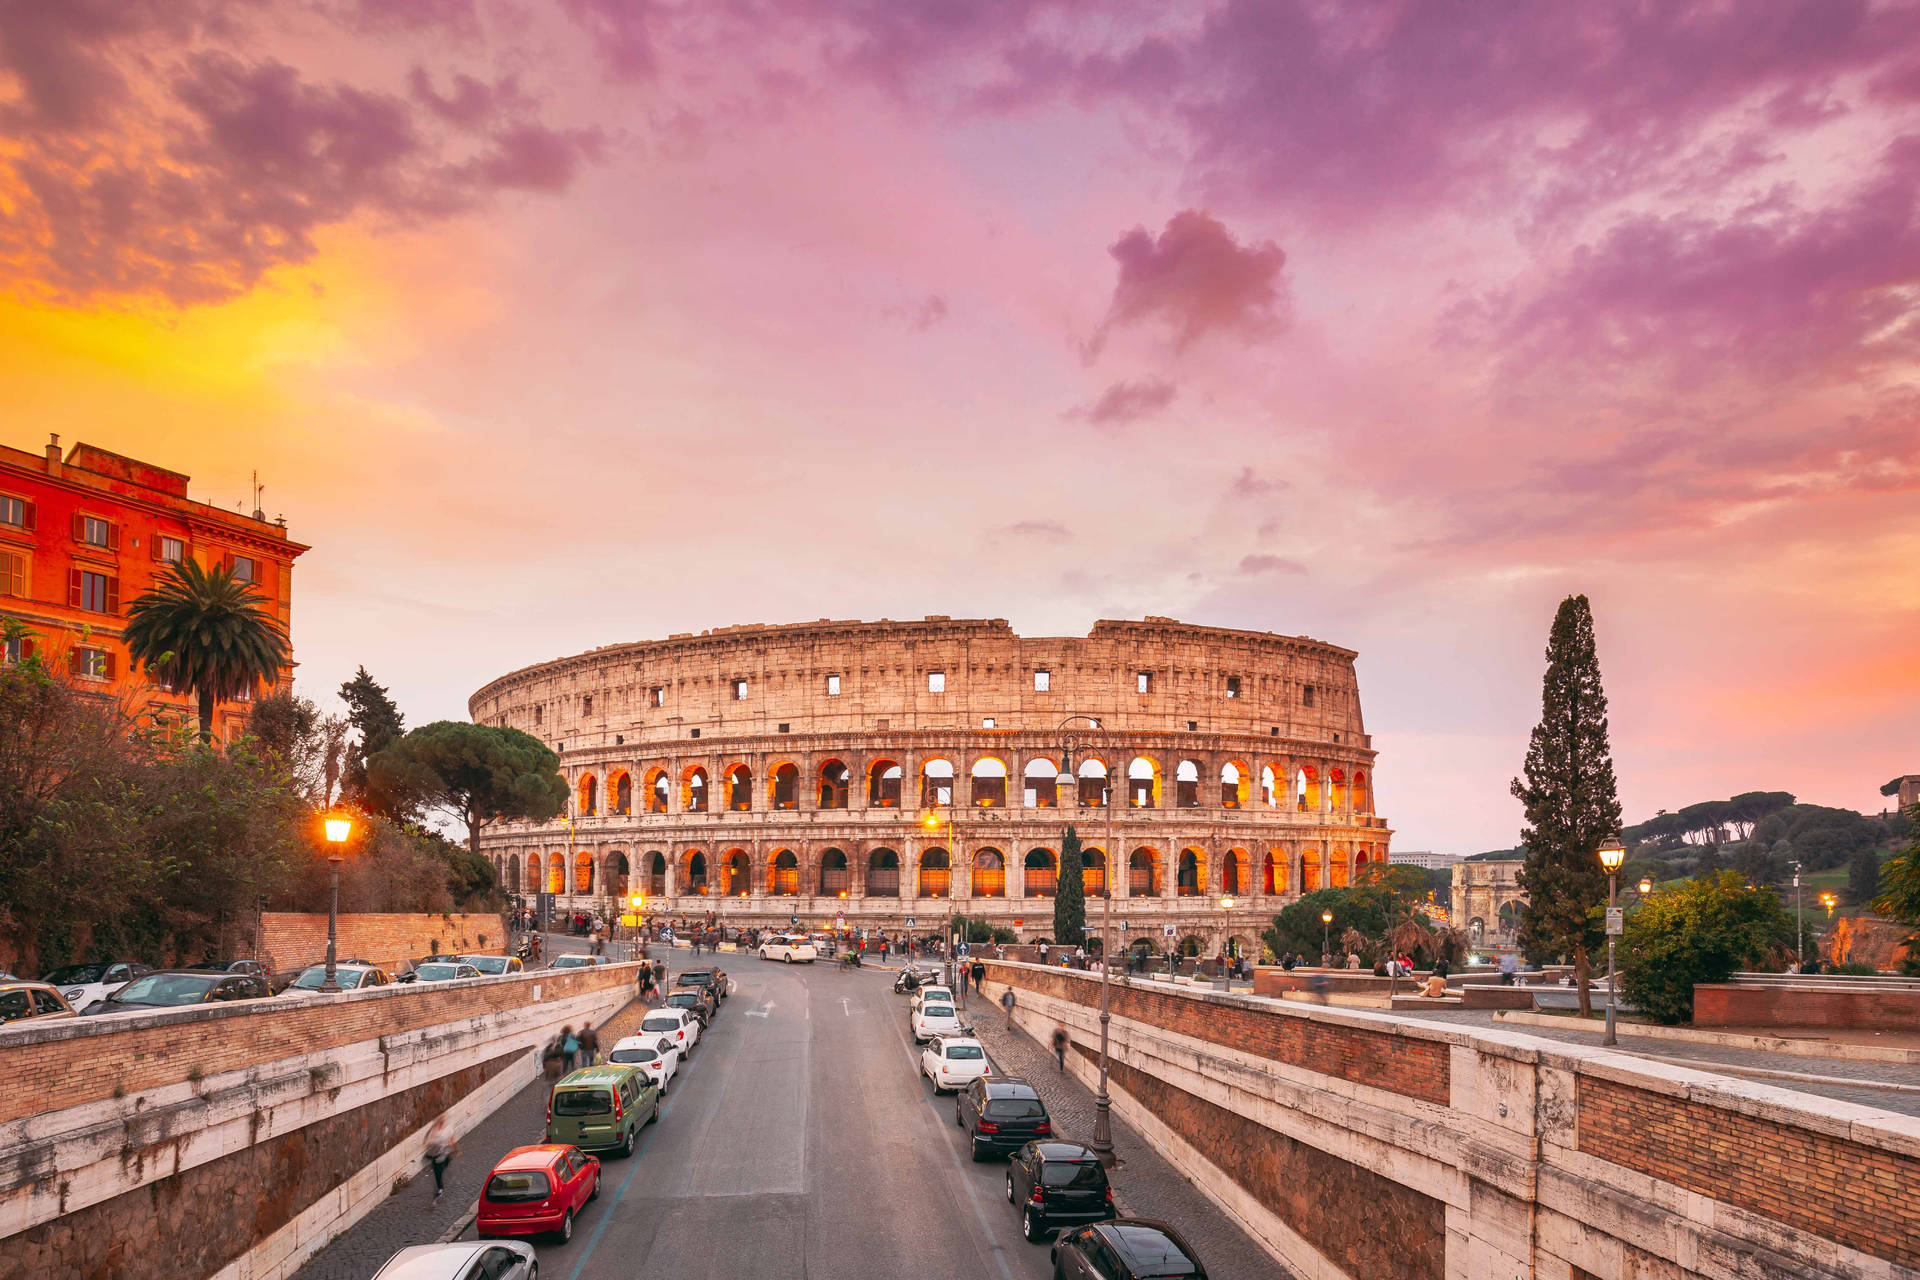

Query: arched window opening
(683, 767), (709, 812)
(1222, 848), (1248, 896)
(1298, 766), (1320, 813)
(1354, 847), (1370, 871)
(723, 849), (752, 896)
(972, 848), (1006, 897)
(605, 851), (630, 899)
(1176, 935), (1205, 959)
(1221, 762), (1249, 809)
(574, 851), (594, 895)
(770, 762), (799, 810)
(1353, 770), (1371, 814)
(1260, 765), (1278, 807)
(1264, 850), (1288, 895)
(1329, 767), (1349, 813)
(609, 772), (632, 815)
(1176, 848), (1204, 897)
(1081, 847), (1106, 896)
(921, 759), (955, 808)
(1175, 759), (1201, 808)
(726, 764), (753, 812)
(1129, 847), (1160, 898)
(1302, 845), (1322, 892)
(819, 848), (850, 897)
(1077, 758), (1110, 809)
(1129, 758), (1159, 808)
(578, 774), (598, 816)
(769, 849), (799, 896)
(547, 855), (565, 896)
(970, 758), (1008, 808)
(647, 851), (666, 897)
(645, 768), (669, 813)
(507, 853), (522, 894)
(684, 850), (709, 896)
(918, 848), (951, 898)
(1330, 844), (1349, 888)
(1023, 758), (1060, 808)
(1023, 848), (1057, 898)
(526, 853), (541, 895)
(868, 760), (902, 808)
(819, 761), (851, 809)
(867, 848), (901, 897)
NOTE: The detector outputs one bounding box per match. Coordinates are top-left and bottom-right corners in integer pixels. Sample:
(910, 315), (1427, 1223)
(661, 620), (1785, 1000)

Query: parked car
(911, 1000), (964, 1044)
(461, 954), (524, 976)
(956, 1077), (1052, 1160)
(910, 984), (955, 1013)
(1007, 1142), (1115, 1241)
(607, 1034), (681, 1094)
(83, 970), (272, 1014)
(921, 1035), (991, 1094)
(639, 1007), (700, 1055)
(0, 981), (77, 1026)
(1050, 1220), (1208, 1279)
(675, 967), (728, 1002)
(664, 987), (714, 1028)
(758, 934), (818, 964)
(549, 954), (610, 970)
(477, 1144), (600, 1243)
(409, 962), (483, 983)
(370, 1241), (536, 1280)
(41, 961), (152, 1013)
(545, 1066), (658, 1157)
(280, 963), (395, 997)
(185, 959), (274, 978)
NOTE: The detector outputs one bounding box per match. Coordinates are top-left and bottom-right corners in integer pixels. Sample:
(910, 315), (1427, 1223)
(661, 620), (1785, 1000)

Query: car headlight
(65, 989), (85, 1001)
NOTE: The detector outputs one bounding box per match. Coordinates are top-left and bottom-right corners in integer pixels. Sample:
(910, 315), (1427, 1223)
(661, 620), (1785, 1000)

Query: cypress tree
(1055, 825), (1088, 951)
(339, 666), (407, 817)
(1512, 595), (1623, 1016)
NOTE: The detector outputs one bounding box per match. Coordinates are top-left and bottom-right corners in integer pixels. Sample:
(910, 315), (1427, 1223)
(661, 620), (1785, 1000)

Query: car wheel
(557, 1210), (574, 1243)
(1023, 1207), (1046, 1242)
(1005, 1173), (1015, 1204)
(527, 1264), (538, 1280)
(651, 1098), (661, 1126)
(955, 1102), (964, 1128)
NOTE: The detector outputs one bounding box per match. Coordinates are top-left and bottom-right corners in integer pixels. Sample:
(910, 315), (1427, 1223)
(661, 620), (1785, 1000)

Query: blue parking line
(562, 1063), (677, 1279)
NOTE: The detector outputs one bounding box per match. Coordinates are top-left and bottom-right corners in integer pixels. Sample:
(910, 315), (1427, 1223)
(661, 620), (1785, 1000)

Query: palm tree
(123, 560), (289, 743)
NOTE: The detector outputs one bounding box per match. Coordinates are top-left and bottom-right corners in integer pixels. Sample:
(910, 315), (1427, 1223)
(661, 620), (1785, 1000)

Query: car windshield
(416, 965), (459, 980)
(985, 1096), (1046, 1118)
(44, 964), (113, 985)
(922, 1006), (955, 1019)
(641, 1017), (681, 1033)
(550, 956), (591, 968)
(667, 993), (699, 1006)
(553, 1089), (612, 1115)
(485, 1171), (551, 1203)
(293, 968), (363, 990)
(610, 1048), (657, 1064)
(945, 1044), (985, 1060)
(1041, 1161), (1105, 1188)
(677, 973), (712, 985)
(1109, 1225), (1198, 1276)
(109, 974), (218, 1005)
(921, 988), (952, 999)
(463, 956), (509, 974)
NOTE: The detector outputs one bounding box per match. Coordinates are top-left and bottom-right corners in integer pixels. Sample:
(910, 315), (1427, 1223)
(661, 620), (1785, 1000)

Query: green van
(545, 1066), (659, 1157)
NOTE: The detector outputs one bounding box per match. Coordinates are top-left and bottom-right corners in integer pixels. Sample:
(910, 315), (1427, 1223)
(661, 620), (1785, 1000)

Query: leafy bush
(1618, 872), (1796, 1024)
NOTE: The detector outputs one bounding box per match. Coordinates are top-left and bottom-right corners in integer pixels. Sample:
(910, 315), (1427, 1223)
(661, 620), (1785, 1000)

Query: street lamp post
(921, 809), (958, 993)
(1791, 861), (1804, 967)
(1056, 714), (1116, 1165)
(1322, 909), (1334, 966)
(320, 813), (353, 993)
(1598, 836), (1627, 1045)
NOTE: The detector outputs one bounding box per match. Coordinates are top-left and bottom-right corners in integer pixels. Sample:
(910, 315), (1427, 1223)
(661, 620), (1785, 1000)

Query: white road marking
(841, 998), (851, 1017)
(746, 1001), (774, 1018)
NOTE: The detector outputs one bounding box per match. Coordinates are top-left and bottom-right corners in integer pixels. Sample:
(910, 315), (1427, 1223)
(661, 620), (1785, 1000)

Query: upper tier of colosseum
(469, 616), (1369, 750)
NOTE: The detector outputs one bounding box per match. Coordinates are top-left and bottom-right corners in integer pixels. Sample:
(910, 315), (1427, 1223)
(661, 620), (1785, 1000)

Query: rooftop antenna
(251, 470), (265, 522)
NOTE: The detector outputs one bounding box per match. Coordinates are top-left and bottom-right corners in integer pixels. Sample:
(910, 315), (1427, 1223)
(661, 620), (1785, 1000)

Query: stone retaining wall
(258, 911), (506, 972)
(1692, 982), (1920, 1032)
(981, 959), (1920, 1280)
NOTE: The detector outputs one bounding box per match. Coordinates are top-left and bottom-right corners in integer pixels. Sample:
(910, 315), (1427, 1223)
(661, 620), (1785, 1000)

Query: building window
(1303, 684), (1315, 707)
(826, 674), (841, 696)
(982, 717), (995, 729)
(1137, 671), (1152, 694)
(732, 678), (748, 700)
(928, 672), (945, 693)
(233, 682), (253, 702)
(534, 705), (543, 726)
(73, 647), (113, 680)
(1034, 670), (1050, 691)
(76, 515), (115, 549)
(650, 686), (665, 707)
(778, 723), (790, 733)
(0, 495), (30, 529)
(73, 570), (117, 614)
(156, 536), (186, 564)
(0, 551), (23, 597)
(690, 727), (701, 738)
(582, 694), (593, 715)
(3, 634), (29, 664)
(230, 555), (256, 582)
(1226, 675), (1241, 698)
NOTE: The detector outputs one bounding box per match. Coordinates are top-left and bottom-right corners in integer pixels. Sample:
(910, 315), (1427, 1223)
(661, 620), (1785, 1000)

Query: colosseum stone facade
(467, 616), (1392, 958)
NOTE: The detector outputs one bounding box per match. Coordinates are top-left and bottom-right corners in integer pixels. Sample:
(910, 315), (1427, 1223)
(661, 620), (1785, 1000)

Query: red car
(477, 1144), (601, 1243)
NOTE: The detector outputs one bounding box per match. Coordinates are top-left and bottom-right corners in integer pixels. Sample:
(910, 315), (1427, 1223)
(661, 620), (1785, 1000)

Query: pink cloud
(1092, 210), (1287, 354)
(1064, 378), (1176, 428)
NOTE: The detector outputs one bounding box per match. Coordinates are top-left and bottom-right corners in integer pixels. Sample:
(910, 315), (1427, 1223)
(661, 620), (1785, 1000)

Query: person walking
(423, 1115), (457, 1199)
(560, 1025), (579, 1072)
(1050, 1025), (1069, 1071)
(970, 959), (985, 994)
(577, 1023), (600, 1067)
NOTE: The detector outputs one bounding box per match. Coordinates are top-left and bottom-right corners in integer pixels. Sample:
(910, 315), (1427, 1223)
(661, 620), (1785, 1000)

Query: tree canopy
(366, 721), (567, 863)
(339, 666), (407, 816)
(122, 560), (289, 742)
(1618, 872), (1795, 1024)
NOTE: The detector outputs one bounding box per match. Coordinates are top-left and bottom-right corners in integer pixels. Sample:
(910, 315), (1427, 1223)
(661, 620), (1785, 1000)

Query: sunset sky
(3, 1), (1916, 852)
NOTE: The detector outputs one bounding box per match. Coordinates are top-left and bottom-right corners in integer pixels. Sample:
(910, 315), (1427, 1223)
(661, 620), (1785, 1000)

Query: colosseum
(467, 616), (1391, 959)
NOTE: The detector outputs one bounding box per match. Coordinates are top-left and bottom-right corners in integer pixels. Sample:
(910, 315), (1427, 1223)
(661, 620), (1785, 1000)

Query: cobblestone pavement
(963, 993), (1294, 1279)
(288, 966), (659, 1280)
(1389, 1007), (1920, 1117)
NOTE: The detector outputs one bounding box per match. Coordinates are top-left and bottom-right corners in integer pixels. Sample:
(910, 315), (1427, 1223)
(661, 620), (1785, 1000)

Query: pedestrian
(423, 1115), (456, 1199)
(1038, 942), (1050, 965)
(1498, 951), (1518, 986)
(560, 1025), (579, 1072)
(530, 933), (543, 963)
(1050, 1025), (1069, 1071)
(578, 1023), (599, 1066)
(971, 959), (985, 994)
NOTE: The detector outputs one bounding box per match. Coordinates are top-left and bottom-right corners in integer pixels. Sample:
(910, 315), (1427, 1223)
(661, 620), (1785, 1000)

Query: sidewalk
(962, 989), (1292, 1279)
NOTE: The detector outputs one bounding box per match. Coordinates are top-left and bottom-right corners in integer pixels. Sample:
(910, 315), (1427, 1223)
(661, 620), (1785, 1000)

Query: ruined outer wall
(981, 960), (1920, 1280)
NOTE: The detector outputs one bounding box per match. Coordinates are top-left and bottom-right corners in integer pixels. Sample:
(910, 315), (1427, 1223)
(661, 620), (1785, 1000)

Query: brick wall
(1577, 1075), (1920, 1269)
(990, 960), (1449, 1104)
(1691, 983), (1920, 1032)
(258, 911), (505, 972)
(0, 962), (637, 1126)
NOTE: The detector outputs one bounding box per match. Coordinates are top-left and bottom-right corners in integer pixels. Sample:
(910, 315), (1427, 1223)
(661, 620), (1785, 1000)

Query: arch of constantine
(468, 616), (1392, 957)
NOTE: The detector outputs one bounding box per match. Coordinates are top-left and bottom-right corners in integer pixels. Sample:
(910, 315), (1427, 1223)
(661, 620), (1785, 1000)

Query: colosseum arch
(1329, 767), (1349, 814)
(921, 758), (955, 808)
(1353, 769), (1371, 813)
(1128, 757), (1161, 808)
(682, 766), (709, 812)
(525, 853), (540, 894)
(644, 767), (669, 813)
(768, 849), (799, 896)
(603, 850), (630, 898)
(1076, 758), (1111, 808)
(867, 848), (902, 897)
(1174, 759), (1202, 808)
(819, 848), (850, 897)
(573, 851), (594, 894)
(1330, 843), (1350, 888)
(722, 848), (752, 895)
(1264, 849), (1288, 895)
(1129, 847), (1162, 898)
(1176, 847), (1207, 897)
(577, 773), (598, 816)
(1023, 848), (1057, 898)
(1221, 847), (1249, 896)
(725, 764), (753, 812)
(1302, 844), (1322, 891)
(769, 762), (800, 810)
(1080, 845), (1107, 896)
(868, 760), (902, 808)
(971, 848), (1006, 897)
(918, 848), (951, 898)
(1298, 765), (1321, 813)
(506, 853), (521, 893)
(681, 849), (709, 895)
(1023, 757), (1060, 808)
(1221, 760), (1251, 809)
(818, 760), (851, 809)
(646, 851), (667, 896)
(547, 854), (565, 895)
(609, 771), (632, 816)
(969, 757), (1009, 808)
(1260, 764), (1280, 807)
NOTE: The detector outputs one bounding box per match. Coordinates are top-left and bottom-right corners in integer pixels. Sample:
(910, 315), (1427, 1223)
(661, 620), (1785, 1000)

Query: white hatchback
(41, 961), (151, 1014)
(910, 984), (954, 1013)
(758, 935), (818, 964)
(640, 1007), (700, 1055)
(920, 1035), (990, 1094)
(911, 1001), (965, 1044)
(608, 1034), (682, 1094)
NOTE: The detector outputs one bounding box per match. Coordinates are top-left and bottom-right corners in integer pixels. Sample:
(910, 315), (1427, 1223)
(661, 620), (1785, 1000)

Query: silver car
(371, 1240), (536, 1279)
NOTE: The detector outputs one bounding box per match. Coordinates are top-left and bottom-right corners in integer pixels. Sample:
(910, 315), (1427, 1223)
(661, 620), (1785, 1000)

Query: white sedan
(640, 1007), (700, 1055)
(608, 1034), (682, 1094)
(920, 1035), (990, 1094)
(911, 1000), (965, 1044)
(758, 935), (818, 964)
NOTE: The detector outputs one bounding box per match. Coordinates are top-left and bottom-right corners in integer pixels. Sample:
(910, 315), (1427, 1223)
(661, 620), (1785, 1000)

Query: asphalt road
(462, 957), (1052, 1280)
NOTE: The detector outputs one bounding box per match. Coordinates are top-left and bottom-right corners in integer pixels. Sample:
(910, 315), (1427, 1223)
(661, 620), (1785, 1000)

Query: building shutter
(71, 512), (85, 541)
(67, 648), (79, 676)
(105, 576), (119, 614)
(106, 522), (119, 552)
(68, 568), (82, 607)
(104, 651), (117, 679)
(20, 501), (33, 531)
(151, 535), (163, 561)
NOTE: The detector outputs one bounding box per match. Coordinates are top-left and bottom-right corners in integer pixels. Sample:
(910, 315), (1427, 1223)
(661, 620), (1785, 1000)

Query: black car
(956, 1077), (1052, 1161)
(1006, 1142), (1114, 1241)
(1051, 1220), (1208, 1280)
(664, 987), (714, 1027)
(82, 970), (273, 1015)
(675, 967), (728, 1002)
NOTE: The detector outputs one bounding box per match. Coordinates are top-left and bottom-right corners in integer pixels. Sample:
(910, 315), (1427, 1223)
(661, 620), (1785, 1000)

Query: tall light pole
(1791, 861), (1804, 967)
(1056, 714), (1115, 1165)
(922, 809), (958, 991)
(320, 812), (353, 993)
(1598, 836), (1626, 1045)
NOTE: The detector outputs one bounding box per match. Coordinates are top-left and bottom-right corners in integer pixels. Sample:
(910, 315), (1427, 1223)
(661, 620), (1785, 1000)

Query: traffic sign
(904, 916), (917, 927)
(790, 914), (799, 926)
(618, 914), (638, 927)
(1605, 907), (1624, 936)
(1162, 924), (1177, 937)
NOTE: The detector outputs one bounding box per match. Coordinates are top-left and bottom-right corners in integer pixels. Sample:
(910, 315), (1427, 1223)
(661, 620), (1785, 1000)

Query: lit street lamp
(1322, 909), (1334, 965)
(1056, 714), (1115, 1165)
(320, 812), (354, 993)
(1598, 836), (1626, 1046)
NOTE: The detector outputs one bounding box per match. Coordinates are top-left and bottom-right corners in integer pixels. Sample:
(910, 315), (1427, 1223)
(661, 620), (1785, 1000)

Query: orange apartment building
(0, 433), (308, 738)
